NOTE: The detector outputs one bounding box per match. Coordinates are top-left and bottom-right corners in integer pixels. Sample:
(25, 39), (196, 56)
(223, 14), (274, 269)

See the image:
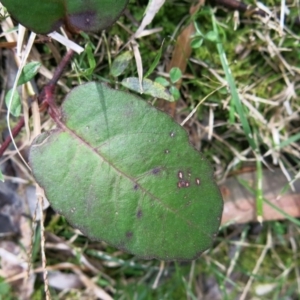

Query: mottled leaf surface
(2, 0), (128, 34)
(110, 51), (133, 77)
(122, 77), (175, 101)
(29, 82), (223, 260)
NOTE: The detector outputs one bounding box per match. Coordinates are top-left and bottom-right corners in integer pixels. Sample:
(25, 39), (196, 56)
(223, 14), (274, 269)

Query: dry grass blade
(134, 0), (166, 38)
(73, 269), (113, 300)
(239, 229), (272, 300)
(131, 40), (143, 91)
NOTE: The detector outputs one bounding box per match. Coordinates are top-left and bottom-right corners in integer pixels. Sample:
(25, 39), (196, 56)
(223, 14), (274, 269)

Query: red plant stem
(0, 116), (25, 157)
(0, 49), (75, 159)
(49, 49), (74, 86)
(38, 49), (74, 122)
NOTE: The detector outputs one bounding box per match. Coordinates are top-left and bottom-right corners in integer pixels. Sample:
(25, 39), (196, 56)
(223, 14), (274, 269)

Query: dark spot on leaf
(66, 10), (97, 32)
(133, 184), (139, 190)
(137, 209), (143, 218)
(152, 167), (161, 175)
(126, 231), (133, 239)
(177, 181), (186, 188)
(196, 178), (201, 185)
(177, 180), (190, 188)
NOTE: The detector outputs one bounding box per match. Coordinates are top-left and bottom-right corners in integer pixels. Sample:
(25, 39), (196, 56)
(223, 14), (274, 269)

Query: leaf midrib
(55, 117), (210, 234)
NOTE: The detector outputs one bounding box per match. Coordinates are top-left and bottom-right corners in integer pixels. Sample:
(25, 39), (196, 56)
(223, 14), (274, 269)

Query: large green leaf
(1, 0), (128, 34)
(29, 82), (223, 260)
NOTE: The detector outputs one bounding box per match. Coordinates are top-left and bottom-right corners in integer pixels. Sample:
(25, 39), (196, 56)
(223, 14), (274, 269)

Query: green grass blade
(278, 132), (300, 149)
(210, 10), (257, 151)
(238, 178), (300, 227)
(144, 42), (164, 78)
(255, 155), (264, 223)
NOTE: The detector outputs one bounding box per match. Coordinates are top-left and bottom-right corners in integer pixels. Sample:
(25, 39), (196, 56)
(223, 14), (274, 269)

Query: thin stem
(0, 49), (75, 159)
(0, 116), (25, 157)
(48, 49), (74, 86)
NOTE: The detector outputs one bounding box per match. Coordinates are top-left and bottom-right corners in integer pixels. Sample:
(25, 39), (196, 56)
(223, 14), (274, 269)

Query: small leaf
(122, 77), (174, 101)
(155, 76), (170, 87)
(169, 67), (182, 84)
(29, 82), (223, 261)
(110, 51), (133, 77)
(144, 43), (164, 78)
(18, 61), (41, 86)
(82, 43), (96, 76)
(191, 38), (203, 49)
(5, 89), (21, 117)
(169, 86), (180, 101)
(0, 171), (4, 182)
(205, 31), (218, 42)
